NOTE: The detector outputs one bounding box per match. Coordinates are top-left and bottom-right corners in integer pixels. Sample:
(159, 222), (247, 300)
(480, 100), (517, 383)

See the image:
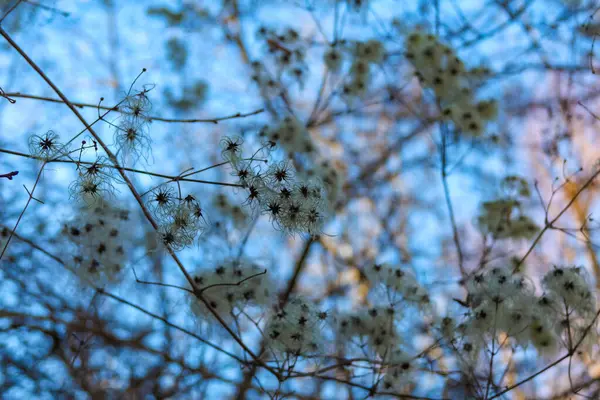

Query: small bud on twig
(0, 170), (18, 180)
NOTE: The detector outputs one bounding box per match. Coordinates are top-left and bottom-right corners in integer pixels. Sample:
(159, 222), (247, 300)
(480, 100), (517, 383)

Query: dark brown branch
(0, 170), (18, 180)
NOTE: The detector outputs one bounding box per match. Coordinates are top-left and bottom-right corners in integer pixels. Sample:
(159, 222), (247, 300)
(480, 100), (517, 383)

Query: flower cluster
(337, 306), (401, 359)
(335, 264), (430, 361)
(68, 157), (118, 204)
(302, 158), (344, 208)
(61, 202), (131, 286)
(250, 61), (281, 98)
(541, 266), (597, 350)
(333, 39), (384, 98)
(365, 263), (431, 307)
(189, 258), (272, 323)
(477, 176), (538, 239)
(254, 26), (308, 87)
(405, 31), (497, 136)
(255, 118), (344, 208)
(221, 136), (330, 236)
(258, 116), (316, 155)
(148, 188), (207, 251)
(113, 88), (153, 164)
(454, 266), (597, 362)
(380, 349), (417, 392)
(257, 117), (345, 207)
(459, 268), (543, 353)
(542, 266), (595, 318)
(323, 45), (343, 72)
(264, 296), (329, 360)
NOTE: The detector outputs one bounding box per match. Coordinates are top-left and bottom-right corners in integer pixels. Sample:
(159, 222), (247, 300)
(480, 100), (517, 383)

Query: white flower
(477, 177), (538, 240)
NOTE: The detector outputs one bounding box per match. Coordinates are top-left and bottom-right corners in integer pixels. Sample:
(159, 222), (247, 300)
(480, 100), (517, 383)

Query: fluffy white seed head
(264, 297), (328, 359)
(406, 30), (496, 136)
(190, 259), (273, 323)
(28, 130), (63, 160)
(62, 201), (131, 286)
(542, 266), (595, 319)
(381, 349), (416, 392)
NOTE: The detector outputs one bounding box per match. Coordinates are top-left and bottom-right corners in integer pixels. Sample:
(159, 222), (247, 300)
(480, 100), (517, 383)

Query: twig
(513, 166), (600, 272)
(0, 0), (23, 24)
(200, 269), (267, 294)
(0, 85), (16, 103)
(0, 170), (18, 180)
(0, 147), (243, 188)
(3, 92), (264, 124)
(440, 123), (466, 277)
(23, 0), (69, 17)
(131, 267), (194, 294)
(0, 161), (46, 261)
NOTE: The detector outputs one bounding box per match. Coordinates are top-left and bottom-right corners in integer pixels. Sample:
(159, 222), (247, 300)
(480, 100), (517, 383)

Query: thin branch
(23, 0), (69, 17)
(0, 85), (16, 103)
(3, 92), (264, 124)
(0, 0), (23, 24)
(131, 267), (194, 294)
(440, 123), (466, 277)
(0, 161), (46, 261)
(0, 170), (18, 180)
(200, 269), (267, 294)
(513, 166), (600, 272)
(0, 147), (243, 188)
(96, 288), (250, 364)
